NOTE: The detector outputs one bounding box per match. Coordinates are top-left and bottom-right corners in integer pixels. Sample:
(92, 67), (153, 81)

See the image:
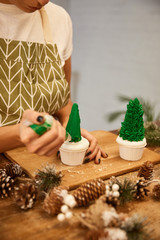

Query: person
(0, 0), (108, 164)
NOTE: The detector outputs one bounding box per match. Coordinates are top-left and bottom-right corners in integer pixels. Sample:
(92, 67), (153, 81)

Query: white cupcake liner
(60, 137), (89, 166)
(116, 136), (147, 161)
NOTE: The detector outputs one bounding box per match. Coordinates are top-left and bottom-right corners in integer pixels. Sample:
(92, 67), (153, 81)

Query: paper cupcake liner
(116, 136), (147, 161)
(118, 145), (145, 161)
(60, 137), (89, 166)
(60, 151), (87, 166)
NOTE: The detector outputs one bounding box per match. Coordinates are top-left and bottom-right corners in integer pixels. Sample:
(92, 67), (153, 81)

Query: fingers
(94, 148), (108, 164)
(20, 127), (38, 144)
(84, 146), (108, 164)
(57, 151), (61, 159)
(84, 145), (99, 163)
(81, 128), (98, 155)
(101, 149), (108, 158)
(20, 110), (47, 144)
(95, 149), (101, 164)
(26, 120), (66, 155)
(35, 139), (63, 156)
(22, 110), (46, 125)
(20, 110), (66, 156)
(81, 128), (108, 165)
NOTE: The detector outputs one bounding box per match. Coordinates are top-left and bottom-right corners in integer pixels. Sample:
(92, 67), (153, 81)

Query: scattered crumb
(67, 170), (84, 174)
(98, 167), (108, 171)
(98, 168), (103, 171)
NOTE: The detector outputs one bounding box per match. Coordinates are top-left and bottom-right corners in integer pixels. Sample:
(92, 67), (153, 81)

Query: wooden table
(0, 131), (160, 240)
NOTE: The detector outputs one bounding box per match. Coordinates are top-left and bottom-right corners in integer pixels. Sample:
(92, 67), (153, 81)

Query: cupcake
(60, 103), (89, 166)
(116, 98), (147, 161)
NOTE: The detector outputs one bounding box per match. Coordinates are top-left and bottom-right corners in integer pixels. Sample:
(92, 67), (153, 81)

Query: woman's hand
(19, 110), (66, 156)
(81, 128), (108, 164)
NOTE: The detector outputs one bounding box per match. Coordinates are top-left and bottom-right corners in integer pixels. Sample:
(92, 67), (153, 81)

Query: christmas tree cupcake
(116, 98), (147, 161)
(60, 103), (89, 166)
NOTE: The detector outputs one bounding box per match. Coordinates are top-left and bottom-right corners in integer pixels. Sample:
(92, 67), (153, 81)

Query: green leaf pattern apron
(0, 7), (70, 126)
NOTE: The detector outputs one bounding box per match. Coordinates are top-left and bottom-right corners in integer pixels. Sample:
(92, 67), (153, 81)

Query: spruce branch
(35, 164), (62, 192)
(117, 95), (132, 103)
(108, 111), (126, 122)
(121, 214), (151, 240)
(144, 122), (160, 147)
(110, 177), (135, 205)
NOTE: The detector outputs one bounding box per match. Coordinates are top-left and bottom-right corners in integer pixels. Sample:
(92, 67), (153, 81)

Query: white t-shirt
(0, 2), (73, 64)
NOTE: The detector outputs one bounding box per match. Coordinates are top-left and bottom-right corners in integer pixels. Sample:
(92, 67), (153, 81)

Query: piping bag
(23, 115), (71, 141)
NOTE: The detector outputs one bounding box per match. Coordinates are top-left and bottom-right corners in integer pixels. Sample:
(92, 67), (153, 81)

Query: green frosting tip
(66, 103), (82, 142)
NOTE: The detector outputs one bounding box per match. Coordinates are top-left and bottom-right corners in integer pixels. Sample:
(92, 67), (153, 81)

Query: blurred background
(53, 0), (160, 131)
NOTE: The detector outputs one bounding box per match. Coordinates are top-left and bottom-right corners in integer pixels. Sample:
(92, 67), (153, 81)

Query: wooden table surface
(0, 131), (160, 240)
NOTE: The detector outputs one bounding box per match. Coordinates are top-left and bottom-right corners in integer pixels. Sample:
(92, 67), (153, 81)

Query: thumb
(20, 110), (48, 143)
(22, 110), (46, 126)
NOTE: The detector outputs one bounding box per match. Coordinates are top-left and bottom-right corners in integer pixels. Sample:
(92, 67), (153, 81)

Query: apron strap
(39, 7), (54, 45)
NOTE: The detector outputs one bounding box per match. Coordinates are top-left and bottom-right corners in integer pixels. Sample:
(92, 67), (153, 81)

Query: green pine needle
(144, 122), (160, 147)
(121, 214), (151, 240)
(156, 113), (160, 121)
(35, 164), (62, 192)
(119, 179), (135, 205)
(107, 111), (126, 122)
(117, 95), (132, 103)
(111, 177), (135, 205)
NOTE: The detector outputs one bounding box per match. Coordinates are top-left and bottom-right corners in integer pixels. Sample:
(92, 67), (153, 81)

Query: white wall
(53, 0), (160, 131)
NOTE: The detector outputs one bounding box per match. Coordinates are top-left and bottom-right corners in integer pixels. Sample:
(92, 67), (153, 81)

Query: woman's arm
(0, 58), (72, 154)
(0, 124), (23, 153)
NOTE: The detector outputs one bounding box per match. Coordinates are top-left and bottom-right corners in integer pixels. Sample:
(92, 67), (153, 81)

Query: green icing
(119, 98), (145, 141)
(30, 122), (52, 136)
(66, 103), (82, 142)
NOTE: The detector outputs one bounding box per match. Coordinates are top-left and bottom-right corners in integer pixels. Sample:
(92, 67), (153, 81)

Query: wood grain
(4, 131), (160, 189)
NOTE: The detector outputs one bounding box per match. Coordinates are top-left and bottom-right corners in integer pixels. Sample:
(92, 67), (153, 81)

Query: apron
(0, 7), (70, 126)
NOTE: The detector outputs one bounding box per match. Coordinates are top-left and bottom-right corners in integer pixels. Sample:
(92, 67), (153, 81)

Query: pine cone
(72, 179), (106, 207)
(152, 184), (160, 200)
(106, 196), (120, 208)
(13, 182), (38, 210)
(43, 186), (67, 216)
(138, 161), (154, 181)
(133, 180), (150, 200)
(0, 170), (15, 198)
(1, 163), (23, 179)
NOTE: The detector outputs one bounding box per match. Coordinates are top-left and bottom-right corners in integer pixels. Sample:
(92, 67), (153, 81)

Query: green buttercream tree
(66, 103), (82, 142)
(120, 98), (145, 141)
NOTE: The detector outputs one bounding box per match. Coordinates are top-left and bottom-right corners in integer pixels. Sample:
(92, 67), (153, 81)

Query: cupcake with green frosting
(116, 98), (147, 161)
(60, 103), (89, 166)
